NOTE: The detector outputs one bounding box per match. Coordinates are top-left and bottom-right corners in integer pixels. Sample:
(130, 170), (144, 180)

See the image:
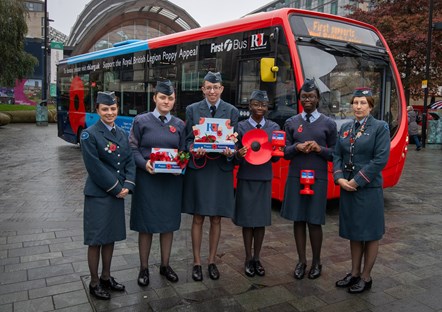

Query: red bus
(56, 8), (408, 200)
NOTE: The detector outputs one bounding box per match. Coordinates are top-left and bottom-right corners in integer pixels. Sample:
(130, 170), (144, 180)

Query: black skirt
(280, 177), (328, 225)
(130, 168), (183, 233)
(233, 180), (272, 227)
(84, 195), (126, 245)
(182, 160), (234, 218)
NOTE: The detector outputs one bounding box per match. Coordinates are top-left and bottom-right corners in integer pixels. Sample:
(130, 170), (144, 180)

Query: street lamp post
(421, 0), (434, 148)
(42, 0), (49, 101)
(37, 0), (54, 126)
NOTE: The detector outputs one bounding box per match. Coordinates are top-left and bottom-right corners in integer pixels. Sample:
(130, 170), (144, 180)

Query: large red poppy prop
(241, 129), (272, 165)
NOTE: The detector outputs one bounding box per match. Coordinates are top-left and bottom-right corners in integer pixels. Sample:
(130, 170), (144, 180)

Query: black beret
(300, 78), (317, 93)
(204, 71), (222, 83)
(250, 90), (269, 102)
(353, 87), (373, 97)
(156, 80), (174, 96)
(96, 91), (116, 105)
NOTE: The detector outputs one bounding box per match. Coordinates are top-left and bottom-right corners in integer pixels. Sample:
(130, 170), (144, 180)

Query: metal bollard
(36, 100), (48, 126)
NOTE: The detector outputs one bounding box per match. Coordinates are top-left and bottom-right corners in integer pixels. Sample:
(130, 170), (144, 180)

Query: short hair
(351, 94), (374, 108)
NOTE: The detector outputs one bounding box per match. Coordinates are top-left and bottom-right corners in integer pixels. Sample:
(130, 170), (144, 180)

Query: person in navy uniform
(280, 79), (337, 280)
(129, 81), (185, 286)
(182, 71), (239, 281)
(333, 88), (390, 294)
(80, 91), (136, 300)
(234, 90), (280, 277)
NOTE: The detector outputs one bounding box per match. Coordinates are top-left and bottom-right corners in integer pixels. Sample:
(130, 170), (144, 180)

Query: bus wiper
(308, 38), (357, 56)
(346, 43), (388, 61)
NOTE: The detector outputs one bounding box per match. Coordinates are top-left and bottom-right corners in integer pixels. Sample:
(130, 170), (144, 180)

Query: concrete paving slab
(1, 124), (441, 311)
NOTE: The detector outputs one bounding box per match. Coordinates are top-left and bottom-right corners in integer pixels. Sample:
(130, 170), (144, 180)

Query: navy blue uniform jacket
(81, 121), (136, 197)
(333, 115), (390, 188)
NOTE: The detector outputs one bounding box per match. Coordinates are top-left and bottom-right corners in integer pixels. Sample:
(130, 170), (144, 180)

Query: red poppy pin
(297, 124), (303, 133)
(342, 130), (349, 138)
(105, 142), (117, 153)
(169, 125), (176, 133)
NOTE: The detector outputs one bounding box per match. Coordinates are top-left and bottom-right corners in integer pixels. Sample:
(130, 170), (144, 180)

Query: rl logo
(206, 123), (219, 132)
(250, 33), (267, 48)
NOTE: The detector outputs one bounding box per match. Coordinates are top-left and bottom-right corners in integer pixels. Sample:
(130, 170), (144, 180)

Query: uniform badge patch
(81, 131), (90, 140)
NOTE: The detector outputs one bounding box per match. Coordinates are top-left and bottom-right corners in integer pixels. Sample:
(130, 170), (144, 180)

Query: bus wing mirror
(260, 58), (279, 82)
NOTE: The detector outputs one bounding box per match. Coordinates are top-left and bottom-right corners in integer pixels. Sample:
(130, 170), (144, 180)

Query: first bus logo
(250, 33), (267, 50)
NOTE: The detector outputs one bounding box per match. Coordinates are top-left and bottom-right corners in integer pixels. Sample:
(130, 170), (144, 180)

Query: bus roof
(59, 8), (382, 65)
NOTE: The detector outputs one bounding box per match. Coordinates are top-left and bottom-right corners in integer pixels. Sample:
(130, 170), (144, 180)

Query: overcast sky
(47, 0), (272, 36)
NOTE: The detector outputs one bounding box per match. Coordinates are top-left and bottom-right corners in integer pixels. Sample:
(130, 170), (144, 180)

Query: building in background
(9, 0), (47, 105)
(249, 0), (374, 16)
(8, 0), (375, 106)
(66, 0), (199, 56)
(7, 0), (199, 105)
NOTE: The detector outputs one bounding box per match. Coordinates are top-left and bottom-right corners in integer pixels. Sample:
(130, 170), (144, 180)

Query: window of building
(330, 1), (338, 14)
(293, 0), (301, 8)
(317, 0), (324, 12)
(25, 2), (43, 12)
(306, 0), (312, 9)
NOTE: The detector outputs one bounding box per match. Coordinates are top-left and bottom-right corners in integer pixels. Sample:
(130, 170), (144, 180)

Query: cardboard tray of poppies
(151, 148), (189, 174)
(192, 117), (237, 152)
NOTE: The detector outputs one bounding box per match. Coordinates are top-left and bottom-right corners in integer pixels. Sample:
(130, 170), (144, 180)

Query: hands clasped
(296, 141), (321, 153)
(337, 178), (358, 192)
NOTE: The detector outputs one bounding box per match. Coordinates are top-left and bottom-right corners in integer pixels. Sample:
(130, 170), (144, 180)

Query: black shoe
(160, 265), (179, 283)
(99, 276), (125, 291)
(208, 263), (220, 280)
(137, 268), (150, 286)
(192, 265), (203, 282)
(348, 278), (372, 294)
(294, 262), (307, 280)
(416, 147), (422, 151)
(254, 260), (265, 277)
(89, 283), (110, 300)
(244, 260), (255, 277)
(308, 263), (322, 279)
(335, 273), (360, 288)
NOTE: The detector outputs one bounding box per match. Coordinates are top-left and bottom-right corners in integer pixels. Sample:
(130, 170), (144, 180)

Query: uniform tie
(159, 115), (166, 123)
(306, 113), (312, 123)
(355, 121), (360, 129)
(256, 124), (262, 129)
(111, 128), (116, 136)
(210, 106), (216, 117)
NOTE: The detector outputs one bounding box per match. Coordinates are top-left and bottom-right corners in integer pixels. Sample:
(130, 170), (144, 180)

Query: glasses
(300, 95), (317, 101)
(250, 102), (268, 108)
(204, 86), (222, 91)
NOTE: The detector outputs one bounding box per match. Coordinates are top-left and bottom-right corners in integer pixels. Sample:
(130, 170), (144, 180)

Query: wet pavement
(0, 123), (441, 312)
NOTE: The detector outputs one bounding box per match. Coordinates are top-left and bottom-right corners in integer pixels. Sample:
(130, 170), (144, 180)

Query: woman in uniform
(333, 88), (390, 294)
(234, 90), (280, 277)
(280, 79), (337, 280)
(80, 91), (136, 300)
(129, 80), (185, 286)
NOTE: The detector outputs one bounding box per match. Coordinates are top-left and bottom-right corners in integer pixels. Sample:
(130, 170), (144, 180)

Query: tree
(0, 0), (38, 87)
(345, 0), (442, 103)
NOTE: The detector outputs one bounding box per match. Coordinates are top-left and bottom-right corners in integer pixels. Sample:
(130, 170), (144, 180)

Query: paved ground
(0, 123), (441, 312)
